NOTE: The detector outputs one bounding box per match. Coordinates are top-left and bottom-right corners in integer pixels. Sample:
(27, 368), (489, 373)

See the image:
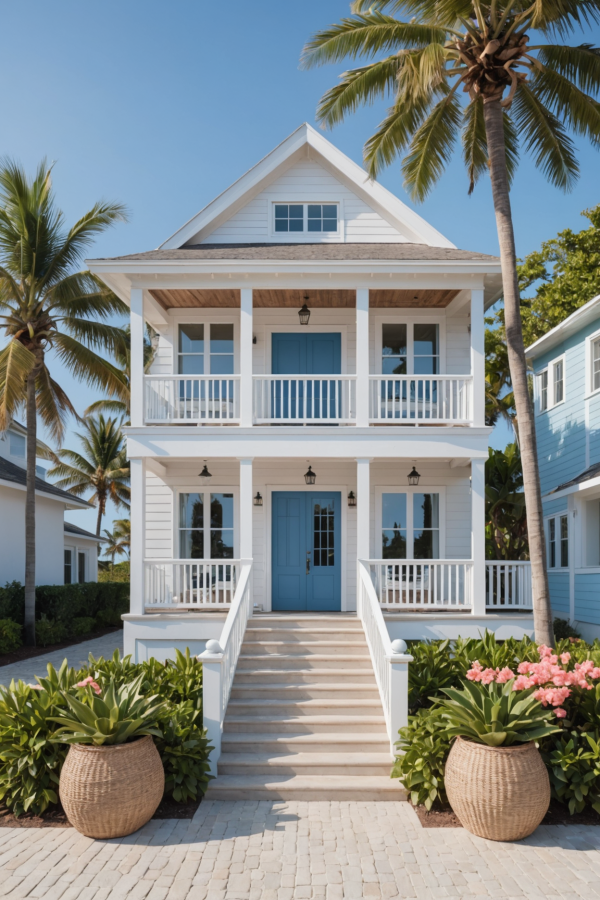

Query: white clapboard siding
(446, 317), (471, 376)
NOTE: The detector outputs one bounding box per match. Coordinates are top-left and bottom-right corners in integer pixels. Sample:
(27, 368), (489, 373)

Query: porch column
(471, 457), (486, 615)
(470, 288), (485, 427)
(356, 289), (369, 427)
(356, 458), (371, 561)
(130, 287), (145, 427)
(239, 458), (253, 560)
(129, 457), (146, 615)
(240, 289), (253, 426)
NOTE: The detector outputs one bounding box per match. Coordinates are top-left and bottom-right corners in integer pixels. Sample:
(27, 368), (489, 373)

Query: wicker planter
(445, 736), (550, 842)
(59, 735), (164, 839)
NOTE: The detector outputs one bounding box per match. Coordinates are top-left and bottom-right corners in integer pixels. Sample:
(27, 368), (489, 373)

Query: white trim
(374, 485), (446, 559)
(174, 485), (239, 560)
(543, 473), (600, 501)
(174, 317), (239, 376)
(535, 353), (566, 414)
(545, 512), (569, 571)
(372, 314), (447, 375)
(584, 326), (600, 398)
(526, 293), (600, 360)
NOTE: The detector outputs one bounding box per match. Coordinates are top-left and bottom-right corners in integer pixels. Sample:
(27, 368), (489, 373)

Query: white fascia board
(157, 123), (455, 250)
(526, 293), (600, 360)
(0, 478), (91, 508)
(543, 474), (600, 502)
(64, 528), (104, 543)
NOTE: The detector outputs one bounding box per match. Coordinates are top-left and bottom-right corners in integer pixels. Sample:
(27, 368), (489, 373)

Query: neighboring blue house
(526, 294), (600, 641)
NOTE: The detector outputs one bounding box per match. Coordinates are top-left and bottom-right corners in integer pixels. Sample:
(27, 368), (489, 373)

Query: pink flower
(466, 661), (484, 682)
(538, 645), (553, 659)
(555, 708), (567, 718)
(495, 667), (515, 684)
(560, 653), (571, 664)
(533, 686), (571, 707)
(27, 683), (42, 691)
(518, 661), (535, 675)
(513, 674), (535, 691)
(480, 668), (497, 685)
(76, 676), (101, 696)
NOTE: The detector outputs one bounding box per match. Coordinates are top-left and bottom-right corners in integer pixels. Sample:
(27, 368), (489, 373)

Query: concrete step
(218, 752), (392, 776)
(251, 616), (361, 627)
(230, 683), (380, 700)
(233, 668), (377, 685)
(223, 715), (387, 734)
(205, 774), (406, 801)
(240, 642), (370, 657)
(221, 733), (390, 753)
(226, 698), (383, 716)
(237, 654), (373, 669)
(244, 628), (365, 642)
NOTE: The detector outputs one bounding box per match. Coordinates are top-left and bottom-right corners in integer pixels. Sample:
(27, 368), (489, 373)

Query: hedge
(0, 581), (129, 629)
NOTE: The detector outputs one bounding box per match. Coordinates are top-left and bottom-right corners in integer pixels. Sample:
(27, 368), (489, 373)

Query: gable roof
(159, 124), (455, 251)
(526, 294), (600, 361)
(64, 521), (104, 542)
(0, 456), (91, 508)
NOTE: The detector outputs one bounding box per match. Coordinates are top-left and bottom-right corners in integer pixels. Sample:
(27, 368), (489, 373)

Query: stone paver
(0, 632), (123, 686)
(0, 801), (599, 900)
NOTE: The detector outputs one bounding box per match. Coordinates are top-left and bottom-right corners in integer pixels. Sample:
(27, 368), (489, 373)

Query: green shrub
(35, 616), (67, 647)
(407, 639), (462, 713)
(0, 582), (24, 622)
(155, 703), (212, 802)
(95, 607), (124, 628)
(554, 618), (582, 641)
(0, 581), (129, 629)
(542, 731), (600, 814)
(71, 617), (96, 637)
(392, 707), (451, 809)
(0, 619), (22, 654)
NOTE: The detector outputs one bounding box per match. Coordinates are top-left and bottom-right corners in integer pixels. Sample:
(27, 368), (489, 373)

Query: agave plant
(439, 679), (560, 747)
(50, 673), (168, 746)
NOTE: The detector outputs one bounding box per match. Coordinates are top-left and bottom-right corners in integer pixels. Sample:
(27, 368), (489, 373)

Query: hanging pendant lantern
(407, 465), (421, 486)
(347, 490), (357, 508)
(298, 295), (311, 326)
(304, 465), (316, 485)
(199, 462), (212, 484)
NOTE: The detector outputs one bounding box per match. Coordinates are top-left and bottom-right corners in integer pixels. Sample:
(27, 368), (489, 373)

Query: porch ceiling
(148, 287), (460, 310)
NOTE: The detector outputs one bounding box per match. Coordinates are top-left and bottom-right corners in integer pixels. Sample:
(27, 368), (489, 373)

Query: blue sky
(1, 1), (599, 536)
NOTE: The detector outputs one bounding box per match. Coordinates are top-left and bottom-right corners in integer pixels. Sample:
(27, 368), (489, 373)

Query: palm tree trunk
(96, 493), (105, 537)
(24, 370), (37, 646)
(483, 98), (553, 646)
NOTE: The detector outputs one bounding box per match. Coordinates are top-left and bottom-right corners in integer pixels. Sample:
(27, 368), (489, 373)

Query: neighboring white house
(0, 421), (101, 586)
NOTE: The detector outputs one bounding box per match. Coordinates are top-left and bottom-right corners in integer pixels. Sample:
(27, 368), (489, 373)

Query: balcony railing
(253, 375), (356, 424)
(486, 561), (532, 609)
(145, 376), (241, 423)
(368, 560), (473, 609)
(369, 376), (472, 424)
(144, 559), (239, 608)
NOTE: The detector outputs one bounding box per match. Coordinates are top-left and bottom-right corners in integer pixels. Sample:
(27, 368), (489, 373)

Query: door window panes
(560, 515), (569, 568)
(414, 324), (439, 375)
(382, 493), (407, 559)
(64, 550), (72, 584)
(307, 204), (338, 233)
(382, 325), (407, 375)
(313, 500), (335, 566)
(78, 552), (86, 584)
(180, 493), (204, 559)
(554, 360), (564, 405)
(548, 518), (556, 568)
(210, 494), (234, 559)
(275, 204), (303, 232)
(413, 493), (440, 559)
(178, 325), (204, 375)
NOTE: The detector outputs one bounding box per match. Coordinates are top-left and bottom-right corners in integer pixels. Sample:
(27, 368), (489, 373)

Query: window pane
(179, 355), (204, 375)
(289, 206), (303, 218)
(413, 494), (439, 529)
(414, 356), (438, 375)
(64, 550), (72, 585)
(382, 357), (407, 376)
(275, 219), (289, 232)
(180, 493), (203, 529)
(307, 218), (322, 232)
(322, 205), (337, 218)
(554, 361), (564, 404)
(560, 515), (569, 567)
(9, 432), (25, 458)
(382, 529), (406, 559)
(548, 518), (556, 568)
(180, 530), (204, 559)
(307, 205), (321, 218)
(540, 371), (548, 411)
(413, 530), (439, 560)
(382, 493), (407, 529)
(211, 529), (234, 559)
(414, 324), (438, 356)
(289, 217), (303, 232)
(210, 324), (234, 354)
(210, 355), (234, 375)
(593, 341), (600, 390)
(78, 552), (86, 584)
(211, 494), (234, 529)
(382, 324), (407, 357)
(275, 204), (288, 219)
(179, 324), (204, 353)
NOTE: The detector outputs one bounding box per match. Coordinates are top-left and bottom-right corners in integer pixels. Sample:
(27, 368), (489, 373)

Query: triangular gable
(160, 124), (455, 250)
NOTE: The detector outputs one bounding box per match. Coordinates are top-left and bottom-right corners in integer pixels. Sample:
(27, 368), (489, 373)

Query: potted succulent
(51, 674), (167, 839)
(440, 674), (559, 841)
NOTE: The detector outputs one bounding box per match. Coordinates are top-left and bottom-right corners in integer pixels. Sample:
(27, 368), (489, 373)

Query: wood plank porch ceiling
(149, 288), (460, 309)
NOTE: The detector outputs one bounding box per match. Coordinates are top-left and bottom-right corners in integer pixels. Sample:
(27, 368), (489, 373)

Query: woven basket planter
(59, 735), (164, 839)
(445, 736), (550, 842)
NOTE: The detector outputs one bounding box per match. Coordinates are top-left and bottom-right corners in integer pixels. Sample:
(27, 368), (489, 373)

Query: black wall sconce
(298, 295), (311, 326)
(407, 465), (421, 486)
(199, 462), (212, 484)
(347, 491), (356, 508)
(254, 492), (263, 507)
(304, 465), (316, 485)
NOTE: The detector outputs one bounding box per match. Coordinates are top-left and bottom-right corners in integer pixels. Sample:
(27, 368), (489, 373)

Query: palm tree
(85, 324), (157, 419)
(302, 1), (600, 645)
(0, 159), (128, 644)
(47, 415), (130, 536)
(103, 519), (130, 574)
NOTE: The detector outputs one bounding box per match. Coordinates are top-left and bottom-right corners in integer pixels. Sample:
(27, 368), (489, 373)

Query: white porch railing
(486, 561), (532, 609)
(253, 375), (356, 423)
(145, 376), (241, 423)
(357, 560), (412, 753)
(144, 559), (239, 608)
(200, 559), (253, 774)
(368, 560), (473, 608)
(369, 375), (472, 424)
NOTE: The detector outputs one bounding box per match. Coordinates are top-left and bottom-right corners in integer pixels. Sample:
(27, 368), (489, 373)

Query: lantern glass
(407, 466), (420, 486)
(298, 302), (311, 326)
(199, 464), (212, 484)
(304, 465), (316, 485)
(254, 492), (263, 507)
(348, 490), (356, 508)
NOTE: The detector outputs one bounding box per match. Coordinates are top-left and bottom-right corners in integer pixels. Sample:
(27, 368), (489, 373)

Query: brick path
(0, 632), (124, 687)
(1, 800), (599, 899)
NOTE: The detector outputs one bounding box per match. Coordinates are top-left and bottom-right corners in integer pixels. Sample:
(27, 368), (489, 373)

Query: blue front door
(272, 491), (341, 611)
(271, 333), (341, 421)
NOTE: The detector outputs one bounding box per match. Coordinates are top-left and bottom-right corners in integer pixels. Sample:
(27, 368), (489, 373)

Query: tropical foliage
(486, 442), (528, 560)
(392, 707), (451, 809)
(85, 324), (156, 419)
(103, 518), (130, 574)
(0, 159), (127, 642)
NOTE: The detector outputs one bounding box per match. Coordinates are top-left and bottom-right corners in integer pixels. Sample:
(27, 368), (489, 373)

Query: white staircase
(205, 615), (406, 800)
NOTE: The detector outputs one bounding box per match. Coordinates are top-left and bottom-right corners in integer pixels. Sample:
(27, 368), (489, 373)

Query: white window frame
(375, 486), (446, 559)
(585, 328), (600, 397)
(171, 312), (239, 376)
(267, 197), (343, 241)
(546, 513), (569, 569)
(536, 354), (566, 413)
(175, 486), (239, 560)
(374, 315), (447, 376)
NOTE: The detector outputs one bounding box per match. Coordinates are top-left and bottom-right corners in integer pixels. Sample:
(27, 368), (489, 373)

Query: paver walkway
(1, 800), (599, 900)
(0, 632), (123, 687)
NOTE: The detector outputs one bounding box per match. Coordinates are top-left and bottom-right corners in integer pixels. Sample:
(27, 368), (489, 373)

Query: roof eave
(526, 293), (600, 360)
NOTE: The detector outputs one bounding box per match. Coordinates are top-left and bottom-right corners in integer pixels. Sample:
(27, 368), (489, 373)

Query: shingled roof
(0, 456), (91, 506)
(64, 522), (104, 541)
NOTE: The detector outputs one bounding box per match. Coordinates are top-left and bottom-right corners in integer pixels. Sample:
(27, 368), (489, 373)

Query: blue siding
(548, 571), (570, 616)
(574, 574), (600, 625)
(543, 499), (568, 518)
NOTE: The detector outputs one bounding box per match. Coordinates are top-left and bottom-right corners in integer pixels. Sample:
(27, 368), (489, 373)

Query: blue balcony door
(272, 491), (341, 611)
(271, 333), (341, 420)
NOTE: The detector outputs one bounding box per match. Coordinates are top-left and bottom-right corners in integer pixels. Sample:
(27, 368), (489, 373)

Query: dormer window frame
(535, 354), (566, 414)
(267, 197), (344, 241)
(585, 327), (600, 398)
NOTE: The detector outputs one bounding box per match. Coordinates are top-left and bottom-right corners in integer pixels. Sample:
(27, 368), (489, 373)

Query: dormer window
(274, 203), (338, 234)
(9, 431), (25, 458)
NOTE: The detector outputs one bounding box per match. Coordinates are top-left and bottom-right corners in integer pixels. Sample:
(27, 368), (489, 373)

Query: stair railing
(199, 559), (253, 774)
(357, 560), (413, 755)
